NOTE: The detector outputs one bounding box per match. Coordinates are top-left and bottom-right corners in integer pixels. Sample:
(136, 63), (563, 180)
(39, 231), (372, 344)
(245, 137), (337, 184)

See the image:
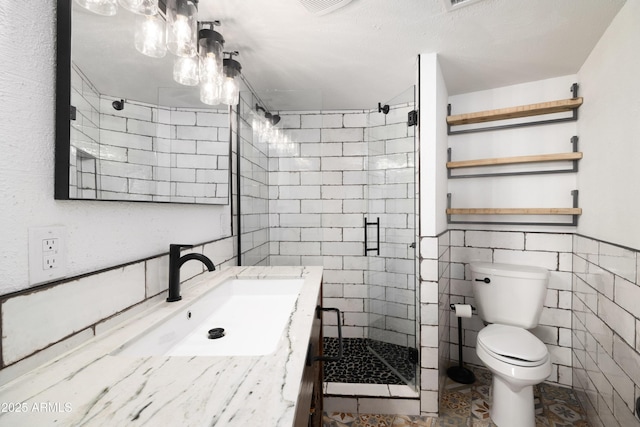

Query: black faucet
(167, 244), (216, 302)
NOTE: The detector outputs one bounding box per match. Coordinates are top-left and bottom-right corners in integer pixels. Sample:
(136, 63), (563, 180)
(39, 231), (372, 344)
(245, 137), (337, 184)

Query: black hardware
(449, 303), (477, 312)
(447, 83), (580, 135)
(167, 244), (216, 302)
(364, 217), (380, 256)
(475, 278), (490, 284)
(447, 304), (476, 384)
(312, 307), (343, 363)
(409, 242), (416, 248)
(408, 109), (418, 126)
(207, 328), (225, 339)
(408, 347), (419, 364)
(571, 82), (579, 99)
(378, 102), (390, 115)
(112, 99), (125, 111)
(69, 105), (76, 121)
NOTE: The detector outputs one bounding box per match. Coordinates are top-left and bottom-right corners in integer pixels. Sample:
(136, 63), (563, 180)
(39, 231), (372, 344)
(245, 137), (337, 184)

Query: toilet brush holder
(447, 303), (476, 384)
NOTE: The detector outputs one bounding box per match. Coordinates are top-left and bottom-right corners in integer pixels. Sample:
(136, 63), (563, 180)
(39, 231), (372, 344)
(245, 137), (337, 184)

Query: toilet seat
(477, 324), (548, 367)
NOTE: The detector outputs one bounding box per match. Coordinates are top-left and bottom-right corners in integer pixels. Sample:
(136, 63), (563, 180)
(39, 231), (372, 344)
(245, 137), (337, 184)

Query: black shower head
(112, 99), (125, 111)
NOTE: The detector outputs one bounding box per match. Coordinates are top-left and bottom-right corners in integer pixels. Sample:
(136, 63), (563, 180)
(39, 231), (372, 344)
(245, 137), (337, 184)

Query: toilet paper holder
(449, 303), (476, 313)
(448, 303), (477, 384)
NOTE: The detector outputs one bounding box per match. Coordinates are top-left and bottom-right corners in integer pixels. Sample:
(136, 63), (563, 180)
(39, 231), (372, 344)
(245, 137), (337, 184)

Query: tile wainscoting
(572, 235), (640, 426)
(438, 229), (640, 426)
(0, 237), (236, 386)
(445, 229), (574, 387)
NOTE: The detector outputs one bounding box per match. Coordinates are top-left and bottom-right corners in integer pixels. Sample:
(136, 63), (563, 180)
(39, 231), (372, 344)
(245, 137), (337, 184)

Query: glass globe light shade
(134, 14), (166, 58)
(173, 56), (199, 86)
(166, 0), (198, 57)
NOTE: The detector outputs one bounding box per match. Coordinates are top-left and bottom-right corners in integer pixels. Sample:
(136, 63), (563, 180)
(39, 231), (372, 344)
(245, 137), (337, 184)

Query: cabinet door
(293, 288), (323, 427)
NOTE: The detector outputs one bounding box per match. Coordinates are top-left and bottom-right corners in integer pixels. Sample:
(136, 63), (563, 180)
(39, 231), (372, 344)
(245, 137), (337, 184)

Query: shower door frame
(364, 86), (419, 388)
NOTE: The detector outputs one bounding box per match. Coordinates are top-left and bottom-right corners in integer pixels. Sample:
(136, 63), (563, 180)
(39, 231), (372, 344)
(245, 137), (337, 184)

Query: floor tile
(323, 366), (590, 427)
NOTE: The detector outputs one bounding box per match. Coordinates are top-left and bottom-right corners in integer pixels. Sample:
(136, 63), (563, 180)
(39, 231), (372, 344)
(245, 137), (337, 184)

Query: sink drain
(208, 328), (225, 339)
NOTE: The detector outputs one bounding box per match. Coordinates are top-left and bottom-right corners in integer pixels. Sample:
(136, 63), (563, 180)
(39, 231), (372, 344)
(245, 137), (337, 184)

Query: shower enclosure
(235, 86), (418, 388)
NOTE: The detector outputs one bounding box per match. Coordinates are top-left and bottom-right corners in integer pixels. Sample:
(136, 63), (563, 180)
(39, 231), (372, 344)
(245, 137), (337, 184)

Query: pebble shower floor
(323, 337), (416, 385)
(323, 366), (589, 427)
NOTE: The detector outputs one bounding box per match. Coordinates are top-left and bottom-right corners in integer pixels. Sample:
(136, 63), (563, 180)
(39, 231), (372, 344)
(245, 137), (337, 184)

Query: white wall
(418, 53), (449, 237)
(447, 75), (579, 231)
(577, 0), (640, 251)
(0, 2), (231, 294)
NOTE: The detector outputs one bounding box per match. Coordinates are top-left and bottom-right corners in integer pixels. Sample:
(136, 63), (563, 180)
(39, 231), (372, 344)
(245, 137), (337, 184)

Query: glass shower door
(365, 86), (418, 387)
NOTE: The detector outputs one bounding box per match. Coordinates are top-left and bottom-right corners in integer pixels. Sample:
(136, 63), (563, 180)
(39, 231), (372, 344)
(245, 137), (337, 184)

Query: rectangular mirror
(55, 0), (230, 204)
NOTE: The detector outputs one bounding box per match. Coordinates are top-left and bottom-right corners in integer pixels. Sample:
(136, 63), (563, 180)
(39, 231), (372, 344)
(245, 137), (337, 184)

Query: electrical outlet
(29, 226), (67, 285)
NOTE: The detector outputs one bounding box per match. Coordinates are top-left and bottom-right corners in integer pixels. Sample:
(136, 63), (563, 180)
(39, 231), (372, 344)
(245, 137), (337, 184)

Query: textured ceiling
(72, 0), (626, 111)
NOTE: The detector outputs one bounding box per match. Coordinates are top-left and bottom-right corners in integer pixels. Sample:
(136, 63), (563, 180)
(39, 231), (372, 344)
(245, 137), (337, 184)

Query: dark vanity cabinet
(294, 287), (323, 427)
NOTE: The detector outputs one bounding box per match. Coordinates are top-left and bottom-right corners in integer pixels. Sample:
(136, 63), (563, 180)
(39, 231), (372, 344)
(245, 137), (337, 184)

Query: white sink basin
(116, 278), (304, 357)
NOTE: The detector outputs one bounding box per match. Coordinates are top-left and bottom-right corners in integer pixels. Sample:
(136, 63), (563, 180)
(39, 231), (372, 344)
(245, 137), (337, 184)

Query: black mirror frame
(55, 0), (72, 200)
(54, 0), (233, 206)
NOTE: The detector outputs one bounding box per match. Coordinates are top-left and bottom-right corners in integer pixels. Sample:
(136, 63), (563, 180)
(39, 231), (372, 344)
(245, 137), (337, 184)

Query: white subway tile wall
(259, 107), (416, 350)
(70, 64), (100, 199)
(69, 65), (229, 203)
(572, 235), (640, 427)
(238, 94), (270, 266)
(420, 233), (448, 417)
(0, 238), (237, 386)
(446, 230), (574, 388)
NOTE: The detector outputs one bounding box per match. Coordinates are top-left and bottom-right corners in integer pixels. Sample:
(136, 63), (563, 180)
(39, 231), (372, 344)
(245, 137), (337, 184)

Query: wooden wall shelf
(447, 152), (583, 169)
(446, 84), (583, 226)
(446, 191), (581, 226)
(447, 98), (583, 126)
(447, 83), (582, 135)
(446, 208), (582, 215)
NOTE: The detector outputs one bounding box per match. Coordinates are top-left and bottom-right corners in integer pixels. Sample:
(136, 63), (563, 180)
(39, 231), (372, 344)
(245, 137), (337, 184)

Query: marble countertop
(0, 266), (323, 426)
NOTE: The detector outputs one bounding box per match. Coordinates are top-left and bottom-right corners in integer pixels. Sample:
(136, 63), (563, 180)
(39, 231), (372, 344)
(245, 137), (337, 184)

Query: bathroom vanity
(0, 266), (323, 426)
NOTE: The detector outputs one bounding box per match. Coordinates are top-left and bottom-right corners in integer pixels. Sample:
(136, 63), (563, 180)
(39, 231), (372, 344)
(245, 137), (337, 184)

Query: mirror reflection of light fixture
(74, 0), (118, 16)
(166, 0), (198, 58)
(118, 0), (158, 15)
(198, 22), (225, 105)
(173, 56), (199, 86)
(134, 13), (166, 58)
(221, 53), (242, 106)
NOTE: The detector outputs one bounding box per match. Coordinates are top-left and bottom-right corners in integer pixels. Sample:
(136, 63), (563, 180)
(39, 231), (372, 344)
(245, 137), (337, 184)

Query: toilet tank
(470, 262), (549, 329)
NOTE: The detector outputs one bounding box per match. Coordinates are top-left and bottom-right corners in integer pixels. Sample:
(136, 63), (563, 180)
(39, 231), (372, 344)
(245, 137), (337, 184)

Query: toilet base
(490, 375), (536, 427)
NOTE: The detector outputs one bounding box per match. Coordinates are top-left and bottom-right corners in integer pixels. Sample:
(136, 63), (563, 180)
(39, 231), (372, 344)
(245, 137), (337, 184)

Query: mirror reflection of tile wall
(69, 64), (230, 204)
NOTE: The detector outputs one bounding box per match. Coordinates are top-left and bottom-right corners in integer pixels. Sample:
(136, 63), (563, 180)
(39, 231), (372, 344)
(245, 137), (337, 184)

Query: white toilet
(470, 262), (552, 427)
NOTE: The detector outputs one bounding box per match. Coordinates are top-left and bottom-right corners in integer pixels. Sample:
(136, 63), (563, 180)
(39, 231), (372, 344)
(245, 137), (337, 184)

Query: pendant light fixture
(118, 0), (158, 15)
(135, 13), (166, 58)
(166, 0), (198, 58)
(198, 22), (225, 105)
(173, 56), (200, 86)
(77, 0), (248, 108)
(221, 52), (242, 106)
(74, 0), (118, 16)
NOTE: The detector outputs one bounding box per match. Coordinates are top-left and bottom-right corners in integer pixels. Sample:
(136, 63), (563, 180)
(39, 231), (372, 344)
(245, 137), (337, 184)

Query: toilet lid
(478, 324), (548, 364)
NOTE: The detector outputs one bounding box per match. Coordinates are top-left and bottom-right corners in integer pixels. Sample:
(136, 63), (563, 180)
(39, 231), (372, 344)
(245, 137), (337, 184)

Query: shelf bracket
(446, 191), (580, 226)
